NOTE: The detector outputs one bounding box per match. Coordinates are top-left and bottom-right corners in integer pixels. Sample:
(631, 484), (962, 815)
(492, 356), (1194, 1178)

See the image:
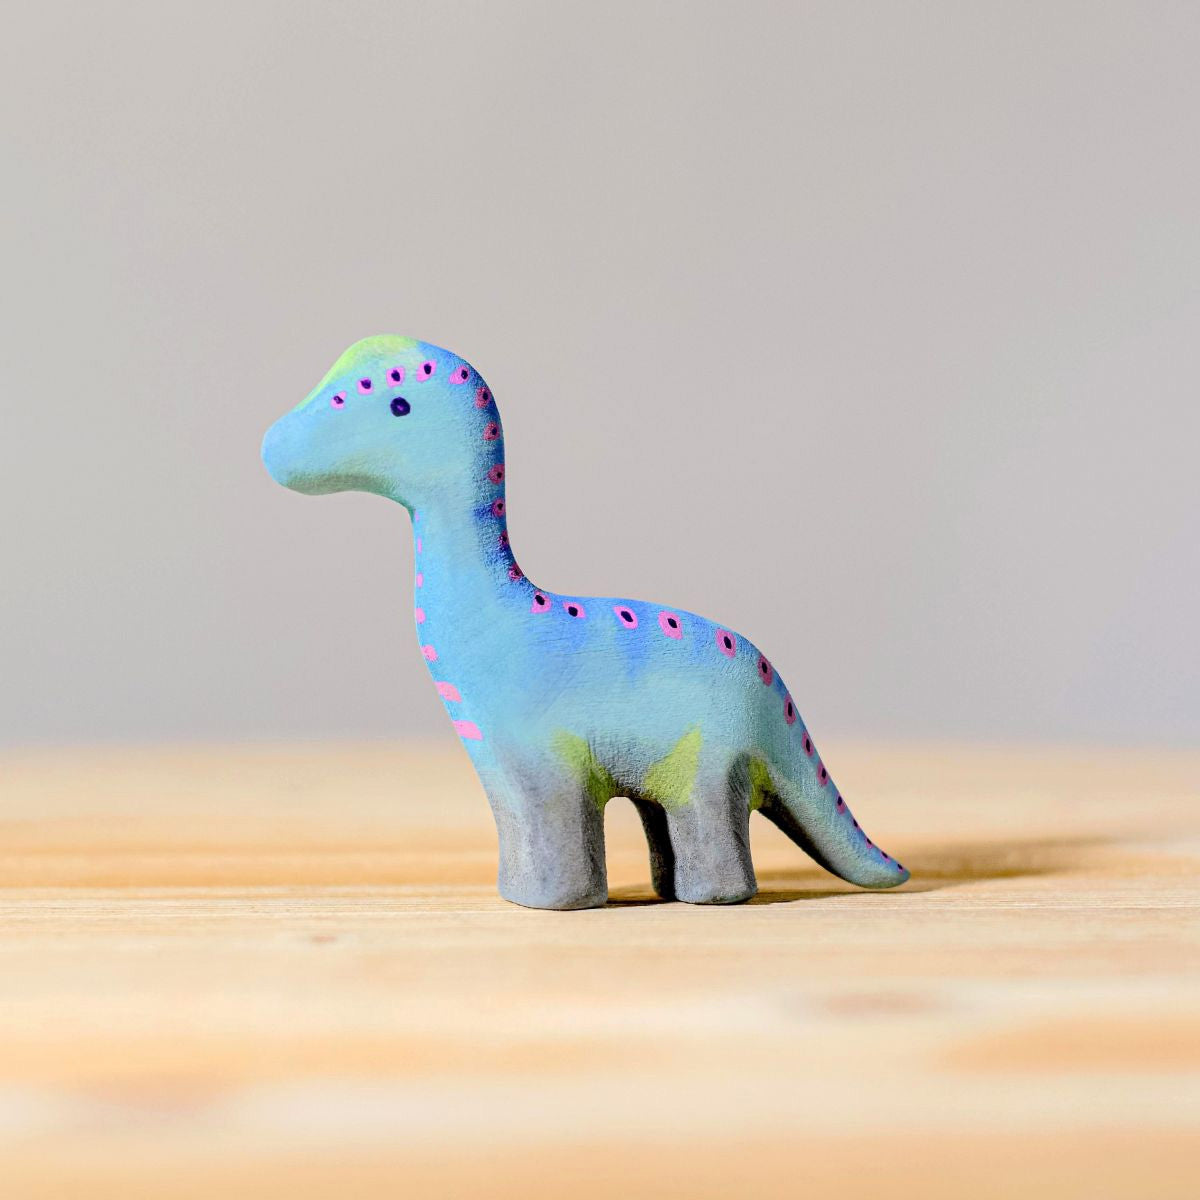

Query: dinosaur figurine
(262, 336), (908, 909)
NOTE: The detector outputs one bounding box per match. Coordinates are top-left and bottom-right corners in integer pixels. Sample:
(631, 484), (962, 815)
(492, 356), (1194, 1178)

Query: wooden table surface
(1, 741), (1197, 1198)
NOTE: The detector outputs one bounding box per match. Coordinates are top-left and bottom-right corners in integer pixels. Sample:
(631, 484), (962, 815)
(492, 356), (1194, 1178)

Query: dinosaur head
(262, 335), (498, 508)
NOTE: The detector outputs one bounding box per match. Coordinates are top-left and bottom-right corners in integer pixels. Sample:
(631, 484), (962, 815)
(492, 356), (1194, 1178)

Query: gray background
(3, 1), (1197, 749)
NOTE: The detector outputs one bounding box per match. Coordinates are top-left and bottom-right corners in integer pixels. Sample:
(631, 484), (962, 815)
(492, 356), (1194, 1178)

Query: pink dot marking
(357, 377), (373, 394)
(416, 572), (424, 588)
(784, 694), (797, 725)
(817, 762), (829, 787)
(757, 655), (774, 685)
(498, 530), (510, 548)
(715, 629), (736, 658)
(836, 795), (846, 811)
(475, 386), (492, 408)
(419, 360), (436, 379)
(415, 607), (426, 624)
(487, 463), (506, 484)
(531, 592), (551, 613)
(387, 366), (405, 387)
(614, 605), (638, 628)
(491, 499), (506, 518)
(483, 422), (501, 441)
(330, 392), (346, 409)
(422, 645), (438, 661)
(436, 681), (461, 702)
(508, 564), (524, 581)
(416, 537), (423, 553)
(658, 611), (683, 639)
(564, 601), (586, 618)
(449, 365), (470, 385)
(453, 719), (482, 741)
(802, 733), (815, 757)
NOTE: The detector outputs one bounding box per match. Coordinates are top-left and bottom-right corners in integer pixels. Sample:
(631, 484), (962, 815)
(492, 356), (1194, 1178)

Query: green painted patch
(747, 756), (773, 811)
(642, 726), (703, 810)
(551, 731), (618, 812)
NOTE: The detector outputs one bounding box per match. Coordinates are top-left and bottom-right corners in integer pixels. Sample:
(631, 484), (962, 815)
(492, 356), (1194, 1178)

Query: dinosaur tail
(757, 733), (909, 889)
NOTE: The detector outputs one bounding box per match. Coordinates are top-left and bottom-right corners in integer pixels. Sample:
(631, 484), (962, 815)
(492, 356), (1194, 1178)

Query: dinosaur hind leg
(640, 731), (756, 905)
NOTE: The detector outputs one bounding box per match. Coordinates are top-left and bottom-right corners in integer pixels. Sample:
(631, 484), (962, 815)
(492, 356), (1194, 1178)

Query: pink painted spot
(487, 463), (505, 484)
(715, 629), (736, 658)
(802, 732), (815, 757)
(491, 499), (506, 518)
(415, 572), (424, 588)
(564, 601), (586, 618)
(387, 366), (406, 387)
(436, 681), (461, 702)
(453, 719), (482, 741)
(416, 537), (423, 553)
(895, 861), (905, 872)
(757, 655), (774, 685)
(817, 762), (829, 787)
(531, 592), (551, 613)
(357, 377), (373, 394)
(483, 422), (500, 441)
(498, 530), (510, 548)
(449, 365), (470, 385)
(419, 360), (436, 379)
(330, 392), (346, 409)
(614, 605), (638, 628)
(835, 795), (846, 812)
(414, 607), (426, 624)
(784, 695), (797, 725)
(508, 564), (524, 581)
(422, 644), (438, 661)
(475, 386), (492, 409)
(658, 611), (683, 639)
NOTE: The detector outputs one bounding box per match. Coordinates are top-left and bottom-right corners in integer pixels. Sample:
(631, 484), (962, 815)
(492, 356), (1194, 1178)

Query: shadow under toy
(263, 336), (908, 909)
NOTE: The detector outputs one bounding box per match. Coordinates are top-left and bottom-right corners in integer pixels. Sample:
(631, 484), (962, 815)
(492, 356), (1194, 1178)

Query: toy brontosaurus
(262, 336), (908, 908)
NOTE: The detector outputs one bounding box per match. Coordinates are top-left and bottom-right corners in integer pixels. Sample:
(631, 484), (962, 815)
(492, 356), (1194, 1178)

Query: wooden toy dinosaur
(263, 336), (908, 908)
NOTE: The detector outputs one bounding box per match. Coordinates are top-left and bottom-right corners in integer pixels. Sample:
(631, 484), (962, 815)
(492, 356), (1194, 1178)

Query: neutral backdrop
(3, 1), (1197, 748)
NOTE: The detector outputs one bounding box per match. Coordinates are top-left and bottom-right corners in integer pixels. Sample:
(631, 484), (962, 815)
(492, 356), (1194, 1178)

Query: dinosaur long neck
(405, 429), (536, 687)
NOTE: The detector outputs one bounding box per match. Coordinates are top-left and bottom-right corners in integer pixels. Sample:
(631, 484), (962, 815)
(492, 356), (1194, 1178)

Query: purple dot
(757, 655), (774, 685)
(358, 377), (372, 393)
(614, 606), (638, 628)
(475, 387), (492, 409)
(420, 361), (436, 378)
(450, 365), (470, 384)
(802, 734), (815, 757)
(483, 422), (500, 441)
(487, 463), (505, 484)
(388, 367), (405, 386)
(658, 611), (683, 639)
(531, 592), (550, 613)
(330, 392), (346, 409)
(491, 499), (505, 518)
(715, 629), (736, 658)
(564, 601), (587, 618)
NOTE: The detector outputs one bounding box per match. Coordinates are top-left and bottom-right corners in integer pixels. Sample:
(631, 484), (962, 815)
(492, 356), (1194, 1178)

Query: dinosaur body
(263, 335), (908, 908)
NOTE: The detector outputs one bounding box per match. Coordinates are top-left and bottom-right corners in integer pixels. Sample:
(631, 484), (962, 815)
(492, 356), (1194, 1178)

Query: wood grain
(1, 742), (1197, 1198)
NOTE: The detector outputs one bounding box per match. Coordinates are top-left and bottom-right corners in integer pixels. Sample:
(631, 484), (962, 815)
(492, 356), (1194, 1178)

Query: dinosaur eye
(388, 367), (405, 386)
(450, 365), (470, 385)
(358, 377), (373, 393)
(420, 360), (436, 379)
(390, 397), (411, 417)
(330, 392), (346, 409)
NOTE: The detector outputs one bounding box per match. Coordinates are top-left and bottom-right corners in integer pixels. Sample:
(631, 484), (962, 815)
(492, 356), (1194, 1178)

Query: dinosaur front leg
(480, 757), (609, 911)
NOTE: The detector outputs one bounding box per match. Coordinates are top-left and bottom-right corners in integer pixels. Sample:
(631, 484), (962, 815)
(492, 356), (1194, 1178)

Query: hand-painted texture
(262, 335), (909, 909)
